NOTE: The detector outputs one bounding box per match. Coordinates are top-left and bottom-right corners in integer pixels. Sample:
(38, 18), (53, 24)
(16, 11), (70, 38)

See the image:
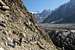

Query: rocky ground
(0, 0), (57, 50)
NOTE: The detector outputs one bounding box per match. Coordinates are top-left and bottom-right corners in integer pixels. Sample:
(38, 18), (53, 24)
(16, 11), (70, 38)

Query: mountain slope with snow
(33, 9), (51, 23)
(43, 0), (75, 24)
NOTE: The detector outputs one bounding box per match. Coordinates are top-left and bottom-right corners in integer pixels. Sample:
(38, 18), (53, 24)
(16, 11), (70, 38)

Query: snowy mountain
(43, 0), (75, 24)
(33, 9), (51, 23)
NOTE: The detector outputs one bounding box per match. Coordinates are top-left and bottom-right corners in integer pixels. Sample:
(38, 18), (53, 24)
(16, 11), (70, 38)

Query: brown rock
(0, 0), (57, 50)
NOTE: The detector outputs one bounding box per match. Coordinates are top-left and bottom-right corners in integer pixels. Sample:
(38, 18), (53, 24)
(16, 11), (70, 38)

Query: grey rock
(49, 30), (75, 50)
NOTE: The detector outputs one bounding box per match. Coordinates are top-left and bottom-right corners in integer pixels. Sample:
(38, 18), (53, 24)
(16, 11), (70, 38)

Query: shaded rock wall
(48, 30), (75, 50)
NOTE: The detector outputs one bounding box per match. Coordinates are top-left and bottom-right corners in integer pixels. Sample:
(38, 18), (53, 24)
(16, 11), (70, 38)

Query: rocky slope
(0, 0), (57, 50)
(43, 0), (75, 24)
(48, 30), (75, 50)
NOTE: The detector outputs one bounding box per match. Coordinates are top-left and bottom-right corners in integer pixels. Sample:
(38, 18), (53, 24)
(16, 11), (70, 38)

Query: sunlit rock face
(0, 0), (57, 50)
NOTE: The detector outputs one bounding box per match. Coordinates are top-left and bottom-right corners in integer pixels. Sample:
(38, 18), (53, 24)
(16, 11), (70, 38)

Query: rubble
(0, 6), (10, 10)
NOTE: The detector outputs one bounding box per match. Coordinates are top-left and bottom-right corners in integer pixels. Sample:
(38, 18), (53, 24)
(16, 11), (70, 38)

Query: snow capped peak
(29, 11), (39, 14)
(33, 9), (51, 23)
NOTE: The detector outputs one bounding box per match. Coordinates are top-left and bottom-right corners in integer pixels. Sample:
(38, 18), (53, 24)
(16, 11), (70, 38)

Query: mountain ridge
(33, 9), (51, 23)
(43, 0), (75, 24)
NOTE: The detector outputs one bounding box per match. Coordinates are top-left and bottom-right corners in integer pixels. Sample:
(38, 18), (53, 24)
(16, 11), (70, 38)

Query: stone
(0, 26), (3, 31)
(0, 23), (6, 27)
(0, 0), (6, 6)
(0, 47), (4, 50)
(71, 30), (75, 32)
(2, 6), (10, 10)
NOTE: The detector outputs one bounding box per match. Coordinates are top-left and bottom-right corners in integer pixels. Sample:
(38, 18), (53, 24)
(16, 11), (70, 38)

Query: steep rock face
(0, 0), (57, 50)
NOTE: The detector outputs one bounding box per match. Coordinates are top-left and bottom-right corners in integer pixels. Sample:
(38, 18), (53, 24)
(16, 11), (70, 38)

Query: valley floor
(38, 23), (75, 30)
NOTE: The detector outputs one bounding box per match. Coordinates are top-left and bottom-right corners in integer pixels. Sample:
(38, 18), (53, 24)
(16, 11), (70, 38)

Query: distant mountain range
(33, 9), (51, 23)
(43, 0), (75, 24)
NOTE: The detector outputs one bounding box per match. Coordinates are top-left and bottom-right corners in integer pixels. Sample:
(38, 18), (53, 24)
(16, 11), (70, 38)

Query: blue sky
(23, 0), (70, 12)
